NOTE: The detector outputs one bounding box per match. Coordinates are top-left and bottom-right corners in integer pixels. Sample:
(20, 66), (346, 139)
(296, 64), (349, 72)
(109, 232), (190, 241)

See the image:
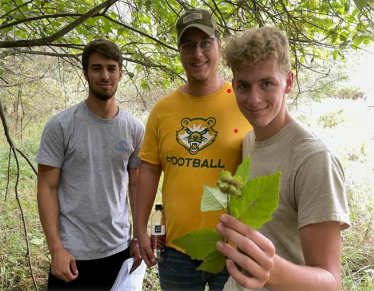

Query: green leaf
(201, 184), (227, 212)
(30, 238), (44, 246)
(196, 250), (226, 274)
(344, 2), (350, 12)
(333, 50), (338, 60)
(229, 171), (281, 229)
(354, 0), (368, 9)
(353, 34), (363, 47)
(171, 229), (223, 260)
(234, 155), (251, 184)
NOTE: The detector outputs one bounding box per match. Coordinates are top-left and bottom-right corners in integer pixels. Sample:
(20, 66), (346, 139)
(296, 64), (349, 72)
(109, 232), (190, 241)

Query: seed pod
(231, 175), (244, 188)
(218, 170), (233, 183)
(217, 180), (230, 193)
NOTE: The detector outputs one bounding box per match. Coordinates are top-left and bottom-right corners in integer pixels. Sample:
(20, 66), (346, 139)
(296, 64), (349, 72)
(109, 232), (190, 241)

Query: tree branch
(0, 0), (119, 48)
(102, 15), (178, 52)
(0, 13), (83, 30)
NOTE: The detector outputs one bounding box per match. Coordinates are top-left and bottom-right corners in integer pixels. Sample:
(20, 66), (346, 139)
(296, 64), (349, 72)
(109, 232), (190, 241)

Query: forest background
(0, 0), (374, 290)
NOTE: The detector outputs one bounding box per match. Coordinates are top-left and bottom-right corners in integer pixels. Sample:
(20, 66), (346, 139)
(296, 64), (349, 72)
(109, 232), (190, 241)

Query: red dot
(227, 89), (231, 93)
(234, 129), (238, 133)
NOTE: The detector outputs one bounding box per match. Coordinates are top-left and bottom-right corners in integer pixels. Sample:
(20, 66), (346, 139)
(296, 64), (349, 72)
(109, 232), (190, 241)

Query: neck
(182, 75), (225, 97)
(85, 95), (118, 119)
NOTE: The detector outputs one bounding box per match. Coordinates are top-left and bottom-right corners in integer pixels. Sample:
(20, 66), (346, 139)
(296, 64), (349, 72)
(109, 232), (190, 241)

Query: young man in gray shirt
(35, 39), (144, 291)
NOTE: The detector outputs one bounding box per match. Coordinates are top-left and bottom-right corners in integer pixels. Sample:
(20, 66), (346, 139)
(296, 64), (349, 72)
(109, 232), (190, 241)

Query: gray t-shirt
(35, 101), (144, 260)
(224, 120), (350, 291)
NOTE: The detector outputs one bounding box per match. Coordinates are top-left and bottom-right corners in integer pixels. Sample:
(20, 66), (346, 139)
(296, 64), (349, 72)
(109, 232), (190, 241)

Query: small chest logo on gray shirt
(115, 140), (130, 154)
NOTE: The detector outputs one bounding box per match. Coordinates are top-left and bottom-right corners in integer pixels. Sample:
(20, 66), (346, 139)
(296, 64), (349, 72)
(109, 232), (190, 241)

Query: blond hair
(223, 27), (291, 75)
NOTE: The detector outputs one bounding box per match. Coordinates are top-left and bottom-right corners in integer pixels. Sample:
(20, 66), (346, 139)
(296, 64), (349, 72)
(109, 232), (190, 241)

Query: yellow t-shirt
(139, 82), (252, 251)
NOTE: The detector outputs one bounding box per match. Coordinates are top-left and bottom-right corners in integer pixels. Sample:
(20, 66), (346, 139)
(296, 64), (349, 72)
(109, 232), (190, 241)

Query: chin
(96, 95), (114, 101)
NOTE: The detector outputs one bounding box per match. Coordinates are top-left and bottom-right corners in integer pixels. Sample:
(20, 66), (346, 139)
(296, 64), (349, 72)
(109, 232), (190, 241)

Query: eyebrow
(235, 76), (275, 83)
(90, 64), (118, 68)
(181, 36), (213, 43)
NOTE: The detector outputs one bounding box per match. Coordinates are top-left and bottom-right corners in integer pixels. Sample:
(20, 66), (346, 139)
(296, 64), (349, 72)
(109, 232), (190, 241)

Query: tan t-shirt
(224, 120), (350, 291)
(139, 82), (252, 251)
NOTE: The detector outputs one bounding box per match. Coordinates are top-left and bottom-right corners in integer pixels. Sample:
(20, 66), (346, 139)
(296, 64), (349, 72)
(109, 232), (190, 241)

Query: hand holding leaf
(172, 156), (281, 274)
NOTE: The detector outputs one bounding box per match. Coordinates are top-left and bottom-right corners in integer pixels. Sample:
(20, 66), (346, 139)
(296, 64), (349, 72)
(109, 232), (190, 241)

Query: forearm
(134, 161), (161, 236)
(128, 168), (138, 237)
(37, 186), (63, 253)
(265, 255), (340, 291)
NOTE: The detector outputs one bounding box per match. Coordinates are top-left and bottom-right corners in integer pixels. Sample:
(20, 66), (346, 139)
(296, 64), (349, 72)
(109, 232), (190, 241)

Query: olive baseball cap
(176, 8), (218, 43)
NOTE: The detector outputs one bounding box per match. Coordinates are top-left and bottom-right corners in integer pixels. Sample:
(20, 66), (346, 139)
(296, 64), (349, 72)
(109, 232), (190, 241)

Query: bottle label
(151, 225), (166, 259)
(151, 234), (166, 251)
(151, 225), (165, 235)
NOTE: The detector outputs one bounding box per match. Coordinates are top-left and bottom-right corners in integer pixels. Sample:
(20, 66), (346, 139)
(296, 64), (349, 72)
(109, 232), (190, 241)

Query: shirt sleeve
(295, 150), (350, 230)
(128, 120), (145, 169)
(34, 117), (65, 168)
(138, 107), (161, 165)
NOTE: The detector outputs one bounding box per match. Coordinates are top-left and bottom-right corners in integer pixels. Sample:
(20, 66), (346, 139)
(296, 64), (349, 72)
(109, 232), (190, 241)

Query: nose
(246, 88), (262, 105)
(192, 44), (204, 58)
(100, 68), (110, 80)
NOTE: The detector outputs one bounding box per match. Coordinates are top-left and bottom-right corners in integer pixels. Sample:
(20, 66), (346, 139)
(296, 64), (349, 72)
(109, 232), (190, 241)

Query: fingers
(129, 241), (140, 258)
(70, 260), (79, 276)
(217, 214), (275, 258)
(51, 248), (78, 282)
(216, 214), (275, 289)
(225, 259), (269, 290)
(139, 244), (157, 267)
(216, 240), (272, 289)
(129, 256), (142, 274)
(129, 241), (143, 274)
(52, 260), (78, 282)
(138, 234), (157, 267)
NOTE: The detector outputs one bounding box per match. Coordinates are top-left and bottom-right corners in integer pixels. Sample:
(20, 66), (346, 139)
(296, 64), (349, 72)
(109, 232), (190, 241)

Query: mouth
(190, 142), (199, 151)
(247, 106), (268, 115)
(98, 83), (112, 89)
(191, 61), (208, 67)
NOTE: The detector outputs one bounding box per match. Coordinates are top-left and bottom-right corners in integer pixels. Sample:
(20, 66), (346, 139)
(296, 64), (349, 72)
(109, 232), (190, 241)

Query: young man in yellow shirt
(135, 8), (251, 291)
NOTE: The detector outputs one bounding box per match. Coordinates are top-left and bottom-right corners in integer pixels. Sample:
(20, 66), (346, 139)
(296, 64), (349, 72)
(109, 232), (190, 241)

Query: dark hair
(82, 39), (123, 71)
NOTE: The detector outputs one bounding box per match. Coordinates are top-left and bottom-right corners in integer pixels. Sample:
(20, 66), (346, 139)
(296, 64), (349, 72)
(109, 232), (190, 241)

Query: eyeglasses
(178, 38), (219, 53)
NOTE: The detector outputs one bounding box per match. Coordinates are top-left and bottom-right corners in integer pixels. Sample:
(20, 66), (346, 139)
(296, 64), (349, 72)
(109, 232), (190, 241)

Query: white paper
(110, 257), (147, 291)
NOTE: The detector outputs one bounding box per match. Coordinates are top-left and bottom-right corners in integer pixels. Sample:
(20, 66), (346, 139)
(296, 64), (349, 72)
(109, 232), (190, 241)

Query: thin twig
(0, 98), (39, 290)
(15, 148), (38, 176)
(12, 147), (39, 291)
(5, 147), (11, 201)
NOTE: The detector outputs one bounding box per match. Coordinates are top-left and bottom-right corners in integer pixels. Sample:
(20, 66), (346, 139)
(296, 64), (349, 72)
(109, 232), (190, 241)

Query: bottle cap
(155, 204), (163, 211)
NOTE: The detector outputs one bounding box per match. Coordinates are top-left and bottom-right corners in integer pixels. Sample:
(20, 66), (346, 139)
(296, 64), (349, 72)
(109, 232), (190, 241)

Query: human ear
(119, 68), (123, 81)
(285, 71), (294, 94)
(83, 70), (88, 81)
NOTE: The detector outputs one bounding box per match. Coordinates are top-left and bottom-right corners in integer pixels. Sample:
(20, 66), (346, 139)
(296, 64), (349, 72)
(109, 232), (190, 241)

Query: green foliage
(317, 109), (350, 128)
(0, 0), (373, 92)
(196, 250), (226, 274)
(172, 229), (224, 260)
(341, 175), (374, 290)
(201, 185), (228, 212)
(228, 171), (281, 229)
(173, 156), (281, 274)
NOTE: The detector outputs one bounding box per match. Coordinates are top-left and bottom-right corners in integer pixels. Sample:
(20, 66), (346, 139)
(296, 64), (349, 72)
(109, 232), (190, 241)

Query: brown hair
(82, 39), (123, 71)
(223, 27), (291, 75)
